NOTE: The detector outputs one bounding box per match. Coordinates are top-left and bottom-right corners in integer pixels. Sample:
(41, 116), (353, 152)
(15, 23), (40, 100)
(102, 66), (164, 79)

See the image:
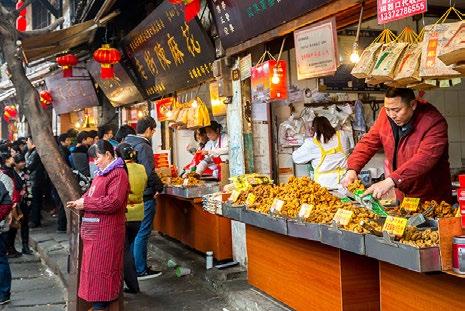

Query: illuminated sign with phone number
(377, 0), (427, 25)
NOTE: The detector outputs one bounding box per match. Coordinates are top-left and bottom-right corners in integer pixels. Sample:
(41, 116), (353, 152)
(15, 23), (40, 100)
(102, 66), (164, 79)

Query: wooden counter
(246, 225), (380, 311)
(380, 262), (465, 310)
(154, 194), (233, 261)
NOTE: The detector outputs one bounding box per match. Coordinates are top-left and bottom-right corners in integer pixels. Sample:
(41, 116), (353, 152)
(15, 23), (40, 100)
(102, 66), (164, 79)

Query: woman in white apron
(196, 121), (229, 179)
(292, 116), (350, 189)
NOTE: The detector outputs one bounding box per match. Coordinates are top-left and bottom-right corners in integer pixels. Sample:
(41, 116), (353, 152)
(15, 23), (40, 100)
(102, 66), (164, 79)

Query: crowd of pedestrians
(0, 116), (164, 309)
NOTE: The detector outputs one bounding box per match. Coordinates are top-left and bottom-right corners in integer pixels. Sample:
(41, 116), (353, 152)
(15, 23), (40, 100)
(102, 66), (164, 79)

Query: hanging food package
(351, 29), (396, 79)
(278, 115), (304, 147)
(371, 42), (409, 82)
(394, 44), (422, 85)
(420, 8), (463, 79)
(437, 8), (465, 66)
(186, 99), (197, 129)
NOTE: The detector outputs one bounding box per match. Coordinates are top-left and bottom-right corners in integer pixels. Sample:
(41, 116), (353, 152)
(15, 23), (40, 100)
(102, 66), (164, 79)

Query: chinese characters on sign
(123, 2), (216, 97)
(377, 0), (427, 25)
(210, 0), (331, 49)
(294, 18), (339, 80)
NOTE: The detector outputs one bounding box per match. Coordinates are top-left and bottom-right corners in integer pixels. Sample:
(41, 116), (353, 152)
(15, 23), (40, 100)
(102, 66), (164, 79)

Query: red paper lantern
(39, 90), (53, 108)
(16, 0), (26, 17)
(16, 16), (26, 32)
(3, 105), (17, 123)
(168, 0), (200, 22)
(93, 44), (121, 79)
(56, 54), (78, 78)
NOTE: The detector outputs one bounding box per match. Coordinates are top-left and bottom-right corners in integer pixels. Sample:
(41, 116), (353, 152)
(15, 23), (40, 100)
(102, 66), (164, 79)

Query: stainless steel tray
(287, 221), (321, 241)
(241, 209), (288, 235)
(365, 234), (441, 272)
(164, 183), (220, 199)
(221, 203), (244, 221)
(320, 224), (366, 255)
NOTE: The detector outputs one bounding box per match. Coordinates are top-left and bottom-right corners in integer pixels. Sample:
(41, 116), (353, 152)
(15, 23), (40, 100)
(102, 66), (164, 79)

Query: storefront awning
(21, 11), (119, 63)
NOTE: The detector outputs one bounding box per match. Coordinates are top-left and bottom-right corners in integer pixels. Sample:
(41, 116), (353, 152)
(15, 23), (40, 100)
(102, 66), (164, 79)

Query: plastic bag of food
(279, 115), (304, 147)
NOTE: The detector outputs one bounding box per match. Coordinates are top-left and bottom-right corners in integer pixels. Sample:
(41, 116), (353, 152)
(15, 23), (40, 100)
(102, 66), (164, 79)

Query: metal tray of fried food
(286, 220), (321, 242)
(365, 233), (441, 272)
(166, 183), (220, 199)
(221, 202), (244, 221)
(320, 223), (366, 255)
(241, 208), (288, 235)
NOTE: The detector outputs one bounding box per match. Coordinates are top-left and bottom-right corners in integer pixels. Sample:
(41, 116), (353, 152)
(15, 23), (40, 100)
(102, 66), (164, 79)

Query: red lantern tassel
(62, 66), (72, 78)
(100, 64), (114, 79)
(184, 0), (200, 22)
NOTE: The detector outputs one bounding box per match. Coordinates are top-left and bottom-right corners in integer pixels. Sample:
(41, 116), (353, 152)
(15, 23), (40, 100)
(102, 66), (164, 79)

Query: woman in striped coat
(67, 140), (129, 310)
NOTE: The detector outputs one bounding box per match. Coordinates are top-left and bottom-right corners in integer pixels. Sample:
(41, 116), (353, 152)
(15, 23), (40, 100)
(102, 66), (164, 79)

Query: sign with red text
(377, 0), (427, 25)
(294, 18), (339, 80)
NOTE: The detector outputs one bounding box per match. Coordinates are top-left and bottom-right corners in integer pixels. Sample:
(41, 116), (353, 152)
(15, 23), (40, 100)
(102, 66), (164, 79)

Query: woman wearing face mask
(67, 140), (129, 311)
(195, 121), (229, 180)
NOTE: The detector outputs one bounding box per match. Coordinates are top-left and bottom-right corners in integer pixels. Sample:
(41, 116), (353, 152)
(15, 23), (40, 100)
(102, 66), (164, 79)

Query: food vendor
(182, 128), (209, 176)
(292, 116), (350, 188)
(342, 87), (452, 202)
(195, 121), (229, 179)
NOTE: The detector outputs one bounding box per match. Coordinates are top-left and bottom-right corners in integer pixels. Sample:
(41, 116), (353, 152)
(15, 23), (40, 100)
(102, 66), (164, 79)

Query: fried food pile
(389, 200), (455, 219)
(399, 227), (439, 248)
(169, 173), (203, 187)
(347, 179), (366, 193)
(230, 174), (273, 192)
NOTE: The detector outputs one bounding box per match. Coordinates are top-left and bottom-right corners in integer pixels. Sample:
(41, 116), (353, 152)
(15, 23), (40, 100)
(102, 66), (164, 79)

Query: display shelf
(320, 224), (366, 255)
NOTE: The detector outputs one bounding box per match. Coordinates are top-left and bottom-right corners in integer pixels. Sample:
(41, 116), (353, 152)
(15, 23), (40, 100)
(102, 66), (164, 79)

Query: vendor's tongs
(406, 205), (433, 227)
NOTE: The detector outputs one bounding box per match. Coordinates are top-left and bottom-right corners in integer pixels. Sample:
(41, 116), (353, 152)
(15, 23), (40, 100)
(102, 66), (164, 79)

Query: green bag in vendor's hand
(353, 189), (388, 217)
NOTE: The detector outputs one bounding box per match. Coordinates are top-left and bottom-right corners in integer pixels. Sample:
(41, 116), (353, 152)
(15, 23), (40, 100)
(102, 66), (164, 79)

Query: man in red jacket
(342, 87), (452, 203)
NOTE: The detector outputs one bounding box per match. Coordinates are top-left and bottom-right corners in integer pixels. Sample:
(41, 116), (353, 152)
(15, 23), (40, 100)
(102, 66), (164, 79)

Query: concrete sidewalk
(28, 216), (290, 311)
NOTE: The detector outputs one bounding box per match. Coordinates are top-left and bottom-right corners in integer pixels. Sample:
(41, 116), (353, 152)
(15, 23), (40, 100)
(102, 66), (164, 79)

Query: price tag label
(246, 193), (256, 206)
(332, 209), (354, 226)
(270, 198), (285, 214)
(229, 190), (241, 203)
(401, 197), (420, 212)
(298, 203), (314, 220)
(383, 216), (408, 237)
(183, 179), (189, 186)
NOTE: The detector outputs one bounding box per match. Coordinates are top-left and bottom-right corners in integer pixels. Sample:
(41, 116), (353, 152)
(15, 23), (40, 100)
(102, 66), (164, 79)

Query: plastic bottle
(206, 251), (213, 270)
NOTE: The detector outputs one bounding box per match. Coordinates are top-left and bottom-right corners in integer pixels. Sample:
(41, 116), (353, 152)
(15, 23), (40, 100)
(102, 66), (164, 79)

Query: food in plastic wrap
(300, 107), (316, 137)
(278, 115), (304, 146)
(352, 100), (367, 132)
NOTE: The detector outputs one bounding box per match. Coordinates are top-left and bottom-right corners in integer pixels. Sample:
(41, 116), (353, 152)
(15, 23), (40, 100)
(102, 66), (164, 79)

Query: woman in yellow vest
(116, 143), (148, 294)
(292, 116), (350, 189)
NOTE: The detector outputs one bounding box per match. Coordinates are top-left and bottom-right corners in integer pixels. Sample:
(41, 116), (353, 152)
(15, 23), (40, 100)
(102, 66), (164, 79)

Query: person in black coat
(25, 137), (46, 228)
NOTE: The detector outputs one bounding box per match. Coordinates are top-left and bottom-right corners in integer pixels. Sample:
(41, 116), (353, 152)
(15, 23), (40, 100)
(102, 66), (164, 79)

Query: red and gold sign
(3, 105), (17, 123)
(155, 97), (174, 121)
(93, 44), (121, 79)
(56, 54), (78, 78)
(39, 90), (53, 108)
(251, 60), (288, 100)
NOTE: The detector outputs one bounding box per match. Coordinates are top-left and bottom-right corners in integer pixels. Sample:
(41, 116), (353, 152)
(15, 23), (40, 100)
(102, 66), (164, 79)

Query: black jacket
(70, 145), (90, 177)
(25, 148), (46, 186)
(58, 144), (71, 167)
(125, 135), (164, 201)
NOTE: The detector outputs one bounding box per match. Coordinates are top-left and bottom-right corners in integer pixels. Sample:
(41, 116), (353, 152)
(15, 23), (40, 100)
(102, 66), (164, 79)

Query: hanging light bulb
(271, 67), (280, 84)
(137, 110), (144, 119)
(350, 42), (360, 64)
(350, 3), (364, 64)
(75, 121), (81, 129)
(191, 99), (198, 108)
(166, 110), (173, 118)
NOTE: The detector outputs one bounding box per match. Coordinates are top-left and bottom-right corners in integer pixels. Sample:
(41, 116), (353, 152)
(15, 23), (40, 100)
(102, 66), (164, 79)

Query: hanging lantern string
(276, 37), (286, 62)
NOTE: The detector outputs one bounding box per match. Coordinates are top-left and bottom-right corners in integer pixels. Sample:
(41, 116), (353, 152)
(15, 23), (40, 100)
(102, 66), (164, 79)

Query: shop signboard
(87, 60), (144, 107)
(123, 2), (216, 98)
(294, 18), (339, 80)
(210, 0), (331, 49)
(377, 0), (427, 25)
(45, 68), (99, 115)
